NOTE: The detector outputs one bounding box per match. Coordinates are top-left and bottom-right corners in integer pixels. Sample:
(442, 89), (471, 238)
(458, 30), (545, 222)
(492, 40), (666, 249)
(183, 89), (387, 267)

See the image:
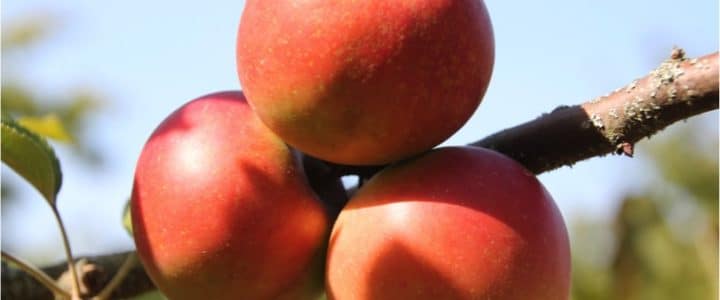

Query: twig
(92, 252), (138, 300)
(1, 251), (71, 299)
(2, 251), (153, 300)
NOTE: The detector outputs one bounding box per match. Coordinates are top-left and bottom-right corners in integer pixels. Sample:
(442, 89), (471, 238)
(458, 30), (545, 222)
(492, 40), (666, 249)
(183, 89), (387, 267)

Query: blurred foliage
(1, 13), (57, 52)
(1, 82), (104, 164)
(2, 13), (104, 162)
(2, 14), (105, 201)
(17, 114), (73, 142)
(571, 120), (718, 300)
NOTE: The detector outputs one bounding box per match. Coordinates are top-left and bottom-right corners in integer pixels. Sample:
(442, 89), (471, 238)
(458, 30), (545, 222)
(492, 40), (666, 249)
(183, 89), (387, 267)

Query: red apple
(326, 147), (570, 300)
(131, 91), (329, 300)
(236, 0), (494, 165)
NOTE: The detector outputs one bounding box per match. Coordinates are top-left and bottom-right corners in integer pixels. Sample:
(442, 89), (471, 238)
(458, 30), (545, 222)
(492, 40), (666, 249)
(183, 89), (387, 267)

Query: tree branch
(3, 50), (717, 299)
(472, 50), (718, 174)
(2, 252), (153, 300)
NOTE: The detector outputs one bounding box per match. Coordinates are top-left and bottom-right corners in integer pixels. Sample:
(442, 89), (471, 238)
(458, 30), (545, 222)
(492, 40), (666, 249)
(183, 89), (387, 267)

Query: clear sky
(2, 0), (718, 265)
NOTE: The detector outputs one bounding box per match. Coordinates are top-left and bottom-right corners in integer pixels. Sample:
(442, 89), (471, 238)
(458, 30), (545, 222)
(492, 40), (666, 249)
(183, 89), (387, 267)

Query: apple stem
(53, 208), (83, 300)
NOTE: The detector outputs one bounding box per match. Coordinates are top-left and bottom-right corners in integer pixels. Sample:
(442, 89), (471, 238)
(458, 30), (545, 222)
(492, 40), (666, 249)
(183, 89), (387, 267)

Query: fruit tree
(1, 1), (717, 299)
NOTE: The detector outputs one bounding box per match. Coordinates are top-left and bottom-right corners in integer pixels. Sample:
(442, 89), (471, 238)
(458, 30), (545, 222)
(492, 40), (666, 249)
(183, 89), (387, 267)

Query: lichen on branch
(472, 50), (718, 174)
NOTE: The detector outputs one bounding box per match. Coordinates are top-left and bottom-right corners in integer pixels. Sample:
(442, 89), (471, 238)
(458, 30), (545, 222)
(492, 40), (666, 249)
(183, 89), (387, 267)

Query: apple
(326, 147), (570, 299)
(131, 91), (329, 300)
(236, 0), (495, 165)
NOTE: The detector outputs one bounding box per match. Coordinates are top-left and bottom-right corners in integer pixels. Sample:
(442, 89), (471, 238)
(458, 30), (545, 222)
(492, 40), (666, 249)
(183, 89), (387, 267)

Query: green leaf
(123, 199), (133, 236)
(17, 114), (74, 142)
(1, 114), (62, 205)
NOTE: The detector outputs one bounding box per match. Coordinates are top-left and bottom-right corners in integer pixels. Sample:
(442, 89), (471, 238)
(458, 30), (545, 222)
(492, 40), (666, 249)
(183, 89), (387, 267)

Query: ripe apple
(326, 147), (570, 299)
(131, 91), (329, 300)
(236, 0), (495, 165)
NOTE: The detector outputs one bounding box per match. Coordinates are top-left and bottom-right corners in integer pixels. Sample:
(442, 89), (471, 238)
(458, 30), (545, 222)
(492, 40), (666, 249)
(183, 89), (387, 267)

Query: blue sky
(2, 0), (718, 264)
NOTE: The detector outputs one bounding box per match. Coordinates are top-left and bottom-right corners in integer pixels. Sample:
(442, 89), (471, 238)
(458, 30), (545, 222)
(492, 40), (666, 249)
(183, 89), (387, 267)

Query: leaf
(1, 115), (63, 205)
(1, 83), (38, 115)
(17, 114), (74, 142)
(123, 199), (133, 235)
(2, 13), (58, 52)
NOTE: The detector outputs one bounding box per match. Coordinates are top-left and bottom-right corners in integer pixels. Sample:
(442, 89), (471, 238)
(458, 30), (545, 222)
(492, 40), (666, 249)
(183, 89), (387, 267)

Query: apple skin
(236, 0), (494, 165)
(131, 91), (329, 300)
(326, 147), (570, 300)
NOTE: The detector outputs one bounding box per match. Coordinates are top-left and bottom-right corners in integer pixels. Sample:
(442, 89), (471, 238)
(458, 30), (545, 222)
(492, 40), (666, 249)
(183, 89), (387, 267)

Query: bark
(472, 50), (718, 173)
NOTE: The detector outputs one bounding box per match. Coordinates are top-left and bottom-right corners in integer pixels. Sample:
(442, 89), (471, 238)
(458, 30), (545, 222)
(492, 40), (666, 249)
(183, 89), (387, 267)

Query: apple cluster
(130, 1), (570, 299)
